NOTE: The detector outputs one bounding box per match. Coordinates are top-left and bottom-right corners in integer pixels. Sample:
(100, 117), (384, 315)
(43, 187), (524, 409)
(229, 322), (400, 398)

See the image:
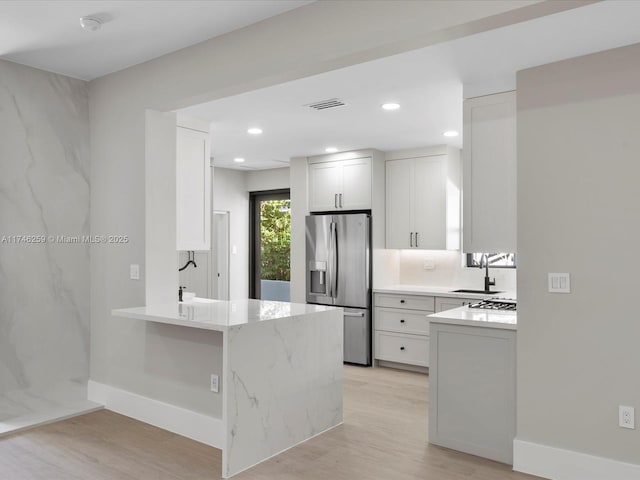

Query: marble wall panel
(0, 60), (89, 420)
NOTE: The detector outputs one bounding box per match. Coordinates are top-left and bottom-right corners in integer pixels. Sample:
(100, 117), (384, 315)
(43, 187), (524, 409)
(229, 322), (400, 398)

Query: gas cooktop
(468, 299), (517, 311)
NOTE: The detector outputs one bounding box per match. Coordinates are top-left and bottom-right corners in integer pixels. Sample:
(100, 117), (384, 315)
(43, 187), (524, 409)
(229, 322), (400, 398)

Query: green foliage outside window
(260, 199), (291, 281)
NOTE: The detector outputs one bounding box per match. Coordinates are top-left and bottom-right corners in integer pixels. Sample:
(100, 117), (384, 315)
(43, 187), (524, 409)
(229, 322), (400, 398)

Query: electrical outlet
(210, 374), (219, 393)
(619, 405), (635, 429)
(423, 260), (435, 271)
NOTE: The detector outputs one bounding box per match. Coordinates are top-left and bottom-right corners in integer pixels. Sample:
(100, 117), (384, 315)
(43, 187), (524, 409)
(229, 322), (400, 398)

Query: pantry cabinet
(463, 91), (516, 253)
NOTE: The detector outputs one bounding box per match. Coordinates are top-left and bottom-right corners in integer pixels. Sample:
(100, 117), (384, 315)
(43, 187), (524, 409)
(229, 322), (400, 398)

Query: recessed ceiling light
(247, 127), (262, 135)
(325, 147), (338, 153)
(381, 103), (400, 111)
(233, 157), (245, 163)
(79, 16), (102, 32)
(443, 130), (459, 137)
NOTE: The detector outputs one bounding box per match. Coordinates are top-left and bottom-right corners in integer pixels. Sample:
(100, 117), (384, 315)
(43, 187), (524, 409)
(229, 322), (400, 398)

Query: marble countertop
(374, 284), (516, 300)
(112, 299), (338, 332)
(428, 305), (517, 330)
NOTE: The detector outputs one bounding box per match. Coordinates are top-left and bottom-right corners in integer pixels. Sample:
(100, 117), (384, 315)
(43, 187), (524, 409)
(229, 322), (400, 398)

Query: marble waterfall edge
(223, 308), (343, 478)
(0, 60), (91, 424)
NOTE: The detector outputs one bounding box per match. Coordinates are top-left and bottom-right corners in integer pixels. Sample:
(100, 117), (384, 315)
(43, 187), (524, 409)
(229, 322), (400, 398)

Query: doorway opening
(249, 189), (291, 300)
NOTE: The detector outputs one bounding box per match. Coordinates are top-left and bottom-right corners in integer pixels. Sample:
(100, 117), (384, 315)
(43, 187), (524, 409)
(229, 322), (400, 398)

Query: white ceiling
(0, 0), (313, 80)
(4, 1), (640, 171)
(180, 0), (640, 170)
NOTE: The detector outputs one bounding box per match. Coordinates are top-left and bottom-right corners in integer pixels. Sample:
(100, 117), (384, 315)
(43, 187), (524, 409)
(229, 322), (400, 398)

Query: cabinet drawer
(435, 296), (476, 312)
(375, 308), (429, 335)
(375, 293), (435, 312)
(375, 331), (429, 367)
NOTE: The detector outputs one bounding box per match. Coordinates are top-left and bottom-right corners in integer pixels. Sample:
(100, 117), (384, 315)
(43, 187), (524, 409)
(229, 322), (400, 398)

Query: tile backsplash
(375, 249), (516, 293)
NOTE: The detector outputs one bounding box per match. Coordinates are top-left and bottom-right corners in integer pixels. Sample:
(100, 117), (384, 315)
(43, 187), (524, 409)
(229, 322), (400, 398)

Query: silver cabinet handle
(339, 193), (343, 208)
(334, 194), (338, 209)
(410, 232), (414, 247)
(344, 311), (365, 318)
(415, 232), (419, 248)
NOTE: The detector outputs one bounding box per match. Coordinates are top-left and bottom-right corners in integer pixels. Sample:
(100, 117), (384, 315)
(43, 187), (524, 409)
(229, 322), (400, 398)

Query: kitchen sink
(450, 289), (503, 295)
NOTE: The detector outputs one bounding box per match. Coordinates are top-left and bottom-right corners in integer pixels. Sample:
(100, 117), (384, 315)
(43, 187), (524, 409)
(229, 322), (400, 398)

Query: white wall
(515, 43), (640, 473)
(0, 60), (90, 419)
(145, 110), (178, 304)
(246, 167), (290, 192)
(212, 168), (249, 300)
(290, 157), (309, 303)
(88, 0), (568, 417)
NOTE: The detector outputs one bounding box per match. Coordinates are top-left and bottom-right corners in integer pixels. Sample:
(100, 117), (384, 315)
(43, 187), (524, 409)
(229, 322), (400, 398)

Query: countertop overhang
(428, 305), (517, 330)
(112, 299), (340, 332)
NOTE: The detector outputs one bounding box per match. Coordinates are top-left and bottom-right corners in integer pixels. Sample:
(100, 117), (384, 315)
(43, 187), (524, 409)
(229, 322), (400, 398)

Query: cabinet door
(308, 162), (342, 212)
(385, 158), (413, 248)
(463, 91), (516, 253)
(413, 156), (446, 250)
(176, 126), (210, 251)
(341, 158), (371, 209)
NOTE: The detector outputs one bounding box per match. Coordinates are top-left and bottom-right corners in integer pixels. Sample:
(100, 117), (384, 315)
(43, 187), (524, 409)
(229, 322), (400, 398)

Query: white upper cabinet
(176, 116), (211, 251)
(385, 147), (460, 250)
(463, 91), (516, 253)
(385, 159), (413, 248)
(308, 155), (372, 211)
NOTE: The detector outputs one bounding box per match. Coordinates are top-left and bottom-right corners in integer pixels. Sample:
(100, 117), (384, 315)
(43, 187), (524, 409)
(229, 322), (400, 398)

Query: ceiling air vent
(305, 98), (347, 111)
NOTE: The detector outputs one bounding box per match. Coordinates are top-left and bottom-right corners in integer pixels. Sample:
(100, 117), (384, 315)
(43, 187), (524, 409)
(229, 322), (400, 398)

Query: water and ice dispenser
(308, 261), (328, 295)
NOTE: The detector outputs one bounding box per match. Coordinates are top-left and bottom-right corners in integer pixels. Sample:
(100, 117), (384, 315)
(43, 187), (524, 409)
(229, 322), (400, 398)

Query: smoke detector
(80, 16), (102, 32)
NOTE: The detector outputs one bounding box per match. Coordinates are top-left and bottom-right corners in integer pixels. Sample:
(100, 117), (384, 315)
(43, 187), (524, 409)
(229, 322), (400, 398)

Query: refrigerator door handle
(331, 221), (338, 298)
(415, 231), (419, 248)
(410, 232), (414, 248)
(326, 222), (335, 297)
(339, 193), (343, 208)
(334, 194), (338, 209)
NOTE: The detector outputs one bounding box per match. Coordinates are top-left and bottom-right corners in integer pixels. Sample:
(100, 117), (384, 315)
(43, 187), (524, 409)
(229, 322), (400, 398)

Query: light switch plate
(130, 264), (140, 280)
(548, 273), (570, 293)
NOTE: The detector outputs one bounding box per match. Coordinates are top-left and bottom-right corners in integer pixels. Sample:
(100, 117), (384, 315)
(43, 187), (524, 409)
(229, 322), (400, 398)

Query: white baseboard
(88, 380), (224, 449)
(513, 438), (640, 480)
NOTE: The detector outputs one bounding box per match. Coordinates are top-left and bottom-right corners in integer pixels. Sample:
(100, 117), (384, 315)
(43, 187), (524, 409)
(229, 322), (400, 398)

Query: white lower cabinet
(374, 293), (434, 368)
(429, 322), (516, 464)
(375, 331), (429, 367)
(435, 296), (477, 312)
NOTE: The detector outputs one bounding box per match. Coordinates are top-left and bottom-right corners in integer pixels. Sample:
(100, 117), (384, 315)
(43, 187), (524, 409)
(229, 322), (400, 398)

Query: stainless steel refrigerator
(305, 213), (371, 365)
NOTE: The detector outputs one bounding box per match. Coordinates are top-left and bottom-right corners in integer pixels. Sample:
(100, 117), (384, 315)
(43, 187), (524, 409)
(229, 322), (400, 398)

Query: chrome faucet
(480, 253), (496, 293)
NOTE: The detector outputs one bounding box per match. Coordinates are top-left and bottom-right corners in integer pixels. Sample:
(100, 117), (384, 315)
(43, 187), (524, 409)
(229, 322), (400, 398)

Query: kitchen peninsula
(428, 304), (517, 464)
(105, 299), (343, 478)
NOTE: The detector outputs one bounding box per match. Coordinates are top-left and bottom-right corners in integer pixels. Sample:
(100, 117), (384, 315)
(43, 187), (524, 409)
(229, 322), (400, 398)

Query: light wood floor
(0, 366), (540, 479)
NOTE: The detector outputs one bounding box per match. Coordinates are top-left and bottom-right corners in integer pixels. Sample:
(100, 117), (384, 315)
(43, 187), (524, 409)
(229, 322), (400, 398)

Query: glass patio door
(249, 189), (291, 301)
